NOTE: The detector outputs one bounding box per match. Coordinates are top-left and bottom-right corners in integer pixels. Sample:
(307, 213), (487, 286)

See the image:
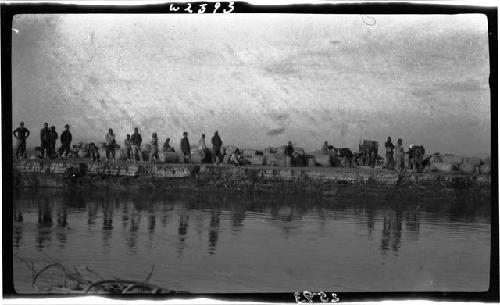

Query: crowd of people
(13, 121), (425, 171)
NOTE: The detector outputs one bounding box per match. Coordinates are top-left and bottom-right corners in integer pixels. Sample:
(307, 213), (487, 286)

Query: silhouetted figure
(59, 124), (72, 158)
(13, 122), (30, 159)
(105, 128), (116, 160)
(385, 137), (395, 170)
(395, 138), (405, 171)
(131, 127), (143, 162)
(49, 126), (58, 158)
(149, 133), (159, 162)
(180, 132), (191, 163)
(40, 123), (50, 158)
(124, 134), (132, 160)
(211, 131), (223, 164)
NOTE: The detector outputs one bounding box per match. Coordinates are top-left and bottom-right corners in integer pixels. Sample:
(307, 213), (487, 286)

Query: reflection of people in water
(380, 210), (403, 255)
(122, 202), (130, 229)
(38, 198), (53, 227)
(55, 201), (68, 249)
(14, 200), (24, 223)
(126, 208), (141, 255)
(177, 214), (190, 256)
(102, 201), (114, 251)
(208, 210), (221, 255)
(36, 198), (53, 251)
(87, 201), (98, 225)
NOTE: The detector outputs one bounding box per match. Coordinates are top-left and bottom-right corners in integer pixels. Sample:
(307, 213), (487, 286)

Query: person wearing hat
(13, 122), (30, 159)
(59, 124), (72, 158)
(180, 132), (191, 163)
(394, 138), (405, 171)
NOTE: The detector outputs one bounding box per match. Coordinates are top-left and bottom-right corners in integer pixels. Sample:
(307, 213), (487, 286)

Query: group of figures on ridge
(13, 121), (426, 172)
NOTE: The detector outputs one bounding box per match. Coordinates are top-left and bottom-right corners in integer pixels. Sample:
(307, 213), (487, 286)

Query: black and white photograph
(3, 2), (497, 303)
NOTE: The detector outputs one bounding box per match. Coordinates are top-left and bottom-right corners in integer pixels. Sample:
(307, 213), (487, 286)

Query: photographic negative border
(1, 2), (498, 302)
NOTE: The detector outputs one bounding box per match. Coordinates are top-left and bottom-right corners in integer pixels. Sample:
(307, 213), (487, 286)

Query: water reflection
(13, 186), (491, 258)
(177, 214), (189, 257)
(208, 210), (221, 255)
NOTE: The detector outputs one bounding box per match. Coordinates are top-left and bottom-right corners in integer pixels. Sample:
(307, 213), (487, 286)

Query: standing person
(49, 126), (58, 158)
(180, 132), (191, 163)
(163, 138), (175, 153)
(394, 138), (405, 171)
(105, 128), (116, 160)
(199, 134), (209, 162)
(149, 133), (159, 162)
(40, 123), (50, 158)
(211, 131), (223, 164)
(284, 141), (294, 166)
(385, 136), (395, 170)
(131, 127), (143, 162)
(13, 122), (30, 159)
(59, 124), (72, 158)
(88, 142), (100, 162)
(321, 141), (330, 155)
(124, 134), (132, 160)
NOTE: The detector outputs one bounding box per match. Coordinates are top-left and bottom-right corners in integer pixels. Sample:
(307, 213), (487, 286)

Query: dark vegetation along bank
(13, 159), (491, 195)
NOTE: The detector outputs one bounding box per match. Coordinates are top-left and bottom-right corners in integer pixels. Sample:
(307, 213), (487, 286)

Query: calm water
(12, 186), (491, 293)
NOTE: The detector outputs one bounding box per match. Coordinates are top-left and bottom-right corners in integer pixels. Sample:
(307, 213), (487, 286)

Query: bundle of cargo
(480, 164), (491, 174)
(458, 156), (482, 174)
(478, 156), (490, 174)
(242, 149), (265, 165)
(459, 162), (476, 174)
(115, 148), (128, 161)
(291, 148), (307, 166)
(307, 155), (316, 167)
(440, 154), (463, 168)
(429, 153), (468, 172)
(265, 152), (285, 167)
(313, 154), (331, 167)
(160, 152), (180, 163)
(358, 139), (378, 166)
(430, 162), (455, 172)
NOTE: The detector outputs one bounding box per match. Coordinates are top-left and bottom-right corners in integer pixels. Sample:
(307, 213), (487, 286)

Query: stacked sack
(480, 156), (491, 174)
(429, 154), (461, 172)
(242, 149), (265, 166)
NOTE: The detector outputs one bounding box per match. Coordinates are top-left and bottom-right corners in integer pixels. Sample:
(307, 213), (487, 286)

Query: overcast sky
(12, 14), (490, 156)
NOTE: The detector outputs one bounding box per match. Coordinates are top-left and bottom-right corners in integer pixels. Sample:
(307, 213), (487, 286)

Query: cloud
(266, 127), (286, 136)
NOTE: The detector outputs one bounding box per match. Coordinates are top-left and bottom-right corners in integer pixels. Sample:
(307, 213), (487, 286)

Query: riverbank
(12, 159), (491, 194)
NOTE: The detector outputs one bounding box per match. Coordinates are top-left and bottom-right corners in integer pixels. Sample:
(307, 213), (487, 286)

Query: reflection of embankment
(14, 187), (490, 256)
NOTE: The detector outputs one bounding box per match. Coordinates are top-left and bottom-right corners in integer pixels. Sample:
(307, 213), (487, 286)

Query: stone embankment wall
(12, 160), (491, 194)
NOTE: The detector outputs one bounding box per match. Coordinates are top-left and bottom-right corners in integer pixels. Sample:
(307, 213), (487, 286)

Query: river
(12, 186), (491, 293)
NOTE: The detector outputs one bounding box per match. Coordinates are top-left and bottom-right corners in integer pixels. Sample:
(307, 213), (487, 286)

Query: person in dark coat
(385, 137), (395, 170)
(49, 126), (58, 158)
(131, 127), (143, 162)
(211, 131), (223, 164)
(13, 122), (30, 159)
(40, 123), (50, 158)
(59, 124), (72, 158)
(180, 132), (191, 163)
(284, 141), (294, 166)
